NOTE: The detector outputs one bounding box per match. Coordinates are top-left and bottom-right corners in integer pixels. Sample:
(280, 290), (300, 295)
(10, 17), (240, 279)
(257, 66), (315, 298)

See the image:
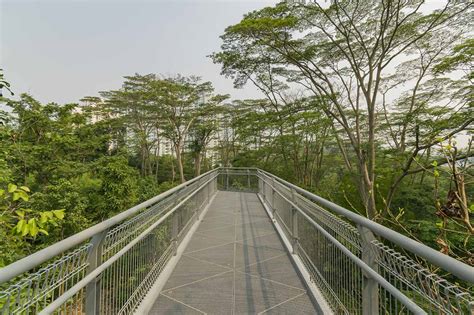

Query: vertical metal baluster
(171, 211), (179, 256)
(247, 169), (250, 190)
(357, 225), (379, 315)
(113, 246), (119, 315)
(290, 188), (299, 255)
(130, 240), (135, 309)
(85, 230), (107, 315)
(271, 177), (275, 213)
(125, 243), (130, 311)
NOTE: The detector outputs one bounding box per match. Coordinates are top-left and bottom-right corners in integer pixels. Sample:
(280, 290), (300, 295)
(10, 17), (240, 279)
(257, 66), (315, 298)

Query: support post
(195, 179), (201, 220)
(85, 230), (107, 315)
(290, 188), (299, 255)
(226, 169), (229, 190)
(247, 169), (251, 190)
(207, 180), (210, 203)
(357, 225), (379, 315)
(271, 177), (275, 210)
(172, 212), (179, 256)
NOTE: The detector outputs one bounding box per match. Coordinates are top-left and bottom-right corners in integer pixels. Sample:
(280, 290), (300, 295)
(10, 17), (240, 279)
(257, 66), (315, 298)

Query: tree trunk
(360, 161), (377, 219)
(195, 152), (202, 176)
(154, 147), (160, 182)
(171, 155), (176, 183)
(175, 143), (185, 183)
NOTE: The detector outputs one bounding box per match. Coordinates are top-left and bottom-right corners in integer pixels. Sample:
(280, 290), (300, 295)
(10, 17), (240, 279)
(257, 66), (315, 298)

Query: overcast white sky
(1, 0), (278, 104)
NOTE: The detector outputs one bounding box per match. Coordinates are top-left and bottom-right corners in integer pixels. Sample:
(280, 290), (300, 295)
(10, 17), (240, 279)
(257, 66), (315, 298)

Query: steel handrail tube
(255, 169), (474, 283)
(38, 173), (218, 314)
(298, 208), (426, 314)
(258, 175), (427, 313)
(0, 168), (219, 284)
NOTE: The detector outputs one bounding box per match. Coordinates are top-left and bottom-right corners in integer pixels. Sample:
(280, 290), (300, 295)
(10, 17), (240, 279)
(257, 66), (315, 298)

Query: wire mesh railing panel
(273, 191), (293, 238)
(217, 170), (259, 193)
(0, 244), (91, 315)
(297, 216), (362, 314)
(97, 176), (217, 314)
(263, 179), (274, 208)
(295, 194), (361, 254)
(102, 197), (175, 260)
(255, 169), (474, 315)
(52, 288), (87, 315)
(0, 170), (219, 315)
(175, 193), (198, 244)
(100, 215), (173, 315)
(373, 240), (474, 315)
(2, 168), (472, 315)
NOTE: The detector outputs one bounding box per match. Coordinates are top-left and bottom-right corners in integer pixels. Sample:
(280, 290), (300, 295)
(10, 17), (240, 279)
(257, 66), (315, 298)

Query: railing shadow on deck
(0, 167), (472, 315)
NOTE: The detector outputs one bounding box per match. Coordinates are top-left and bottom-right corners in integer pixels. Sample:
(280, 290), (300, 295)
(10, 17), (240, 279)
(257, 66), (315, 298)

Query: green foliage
(93, 155), (140, 220)
(1, 183), (65, 238)
(434, 38), (474, 75)
(0, 68), (13, 96)
(212, 0), (473, 265)
(0, 91), (185, 265)
(0, 182), (65, 265)
(1, 0), (472, 282)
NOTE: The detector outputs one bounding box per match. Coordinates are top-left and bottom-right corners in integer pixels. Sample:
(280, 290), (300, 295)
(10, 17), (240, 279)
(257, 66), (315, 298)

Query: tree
(213, 0), (473, 219)
(151, 76), (215, 183)
(0, 68), (13, 97)
(0, 93), (160, 264)
(189, 94), (228, 176)
(100, 74), (159, 177)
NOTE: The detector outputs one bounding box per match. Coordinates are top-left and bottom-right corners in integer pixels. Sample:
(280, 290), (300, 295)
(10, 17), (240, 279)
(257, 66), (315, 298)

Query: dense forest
(0, 0), (472, 273)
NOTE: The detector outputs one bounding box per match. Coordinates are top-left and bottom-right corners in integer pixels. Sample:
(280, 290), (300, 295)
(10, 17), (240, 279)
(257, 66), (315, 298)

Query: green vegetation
(0, 75), (224, 266)
(211, 0), (473, 265)
(0, 1), (472, 271)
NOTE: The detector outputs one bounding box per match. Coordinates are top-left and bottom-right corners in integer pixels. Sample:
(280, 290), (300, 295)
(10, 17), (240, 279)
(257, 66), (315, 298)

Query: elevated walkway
(0, 168), (472, 315)
(149, 192), (317, 314)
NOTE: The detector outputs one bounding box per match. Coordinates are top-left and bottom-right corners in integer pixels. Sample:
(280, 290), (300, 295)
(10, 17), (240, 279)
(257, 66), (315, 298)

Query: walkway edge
(257, 193), (334, 315)
(134, 191), (219, 315)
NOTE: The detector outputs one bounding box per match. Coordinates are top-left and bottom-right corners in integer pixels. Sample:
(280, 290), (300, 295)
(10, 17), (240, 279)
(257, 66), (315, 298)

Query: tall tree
(152, 76), (214, 183)
(213, 0), (473, 219)
(189, 94), (229, 176)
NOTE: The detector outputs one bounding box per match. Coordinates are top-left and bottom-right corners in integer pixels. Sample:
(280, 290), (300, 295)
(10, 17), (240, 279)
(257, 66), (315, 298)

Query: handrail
(1, 166), (471, 315)
(257, 175), (426, 314)
(0, 168), (219, 284)
(38, 173), (218, 315)
(256, 169), (474, 283)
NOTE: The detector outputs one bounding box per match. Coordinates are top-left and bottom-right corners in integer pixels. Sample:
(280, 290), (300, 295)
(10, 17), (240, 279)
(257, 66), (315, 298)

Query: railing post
(271, 177), (275, 210)
(357, 225), (379, 315)
(290, 188), (299, 255)
(172, 212), (179, 256)
(226, 169), (229, 190)
(85, 230), (107, 315)
(195, 179), (201, 220)
(247, 169), (251, 190)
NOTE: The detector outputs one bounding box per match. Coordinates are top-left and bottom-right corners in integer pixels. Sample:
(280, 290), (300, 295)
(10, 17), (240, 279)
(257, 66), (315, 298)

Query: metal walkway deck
(150, 191), (317, 314)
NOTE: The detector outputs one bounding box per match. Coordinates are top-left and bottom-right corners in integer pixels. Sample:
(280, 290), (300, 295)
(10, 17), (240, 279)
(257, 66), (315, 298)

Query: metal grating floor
(149, 191), (318, 314)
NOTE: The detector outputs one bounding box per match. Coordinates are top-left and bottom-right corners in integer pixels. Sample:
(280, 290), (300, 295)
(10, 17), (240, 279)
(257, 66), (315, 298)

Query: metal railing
(255, 168), (473, 315)
(0, 169), (218, 315)
(0, 167), (472, 315)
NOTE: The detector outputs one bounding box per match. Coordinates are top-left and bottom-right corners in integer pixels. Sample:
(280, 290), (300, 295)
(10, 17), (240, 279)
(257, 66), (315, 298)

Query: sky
(1, 0), (278, 104)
